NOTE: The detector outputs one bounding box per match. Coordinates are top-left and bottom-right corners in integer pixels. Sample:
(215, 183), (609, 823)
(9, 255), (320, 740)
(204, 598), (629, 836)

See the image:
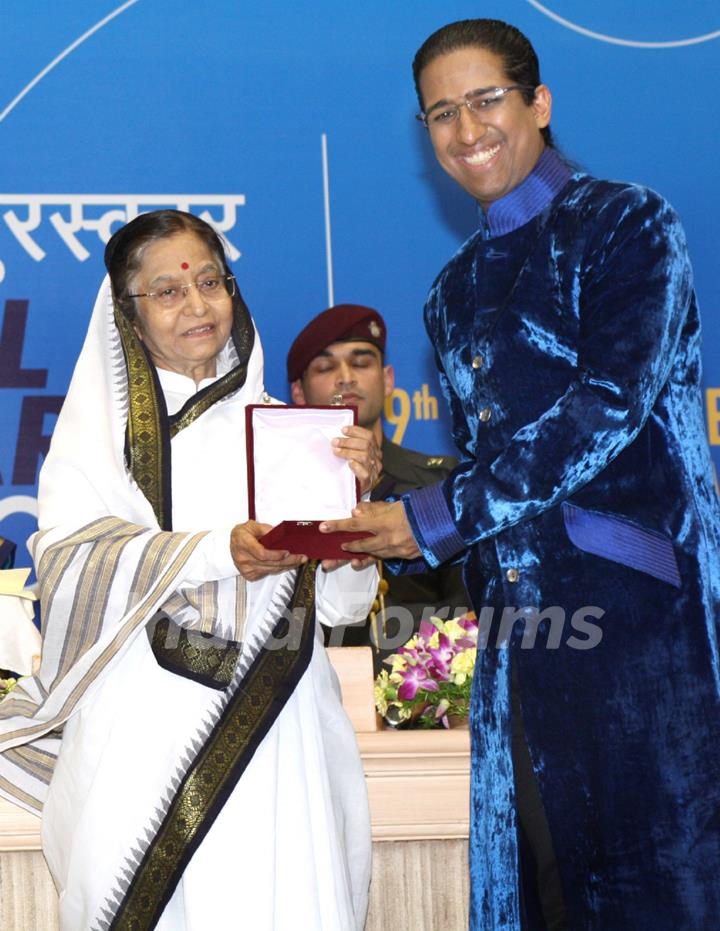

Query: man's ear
(533, 84), (552, 129)
(290, 379), (306, 404)
(383, 364), (395, 399)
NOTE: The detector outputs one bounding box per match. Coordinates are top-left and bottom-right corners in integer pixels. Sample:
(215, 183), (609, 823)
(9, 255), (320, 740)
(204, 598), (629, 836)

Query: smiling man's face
(419, 46), (551, 209)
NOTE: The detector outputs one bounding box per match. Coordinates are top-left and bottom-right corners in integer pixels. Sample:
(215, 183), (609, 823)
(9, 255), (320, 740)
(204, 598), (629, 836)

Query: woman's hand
(319, 555), (378, 572)
(230, 521), (307, 581)
(319, 500), (421, 560)
(331, 426), (381, 494)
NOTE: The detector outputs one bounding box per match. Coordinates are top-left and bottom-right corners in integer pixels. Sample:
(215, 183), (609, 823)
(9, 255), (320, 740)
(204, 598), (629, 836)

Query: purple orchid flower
(427, 633), (454, 679)
(397, 646), (422, 665)
(397, 663), (439, 701)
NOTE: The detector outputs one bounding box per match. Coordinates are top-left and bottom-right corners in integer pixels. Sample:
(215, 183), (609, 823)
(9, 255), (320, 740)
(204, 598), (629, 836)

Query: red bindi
(180, 262), (189, 270)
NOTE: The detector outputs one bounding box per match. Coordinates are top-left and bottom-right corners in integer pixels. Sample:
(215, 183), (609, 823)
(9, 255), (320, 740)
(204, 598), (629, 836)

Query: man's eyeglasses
(417, 85), (535, 129)
(128, 275), (236, 310)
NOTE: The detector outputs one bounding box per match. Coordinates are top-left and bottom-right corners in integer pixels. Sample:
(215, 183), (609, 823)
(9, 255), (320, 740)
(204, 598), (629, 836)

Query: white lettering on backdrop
(0, 194), (246, 281)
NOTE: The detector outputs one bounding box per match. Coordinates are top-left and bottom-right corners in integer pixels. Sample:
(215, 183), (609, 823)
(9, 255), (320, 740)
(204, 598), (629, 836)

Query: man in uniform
(286, 303), (468, 658)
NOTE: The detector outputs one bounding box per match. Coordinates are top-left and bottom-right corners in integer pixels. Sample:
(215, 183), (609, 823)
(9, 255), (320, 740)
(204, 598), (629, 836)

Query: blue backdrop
(1, 1), (718, 567)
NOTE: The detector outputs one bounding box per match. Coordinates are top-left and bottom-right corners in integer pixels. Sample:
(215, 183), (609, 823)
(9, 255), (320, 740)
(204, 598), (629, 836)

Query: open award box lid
(246, 404), (372, 559)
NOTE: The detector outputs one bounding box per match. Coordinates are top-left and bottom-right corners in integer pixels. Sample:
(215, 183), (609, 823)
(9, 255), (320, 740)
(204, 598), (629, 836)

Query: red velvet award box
(246, 404), (371, 560)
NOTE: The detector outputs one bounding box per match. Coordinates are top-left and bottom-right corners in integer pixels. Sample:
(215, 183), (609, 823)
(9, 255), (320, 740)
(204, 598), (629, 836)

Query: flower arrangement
(374, 613), (478, 729)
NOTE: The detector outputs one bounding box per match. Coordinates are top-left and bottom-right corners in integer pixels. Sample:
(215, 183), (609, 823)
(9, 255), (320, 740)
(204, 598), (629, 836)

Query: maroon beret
(286, 304), (386, 382)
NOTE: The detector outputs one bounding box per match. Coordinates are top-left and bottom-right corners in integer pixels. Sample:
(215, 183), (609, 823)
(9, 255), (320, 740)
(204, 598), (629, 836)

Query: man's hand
(331, 425), (381, 494)
(319, 500), (421, 560)
(230, 521), (307, 581)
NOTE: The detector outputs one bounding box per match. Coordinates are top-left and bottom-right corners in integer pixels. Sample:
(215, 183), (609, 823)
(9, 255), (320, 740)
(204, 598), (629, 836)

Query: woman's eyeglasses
(128, 275), (236, 310)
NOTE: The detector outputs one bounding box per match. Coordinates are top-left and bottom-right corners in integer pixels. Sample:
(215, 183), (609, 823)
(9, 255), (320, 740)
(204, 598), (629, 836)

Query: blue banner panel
(1, 1), (718, 567)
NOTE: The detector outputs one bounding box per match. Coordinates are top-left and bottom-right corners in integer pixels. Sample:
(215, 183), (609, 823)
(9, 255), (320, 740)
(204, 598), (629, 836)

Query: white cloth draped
(0, 279), (375, 930)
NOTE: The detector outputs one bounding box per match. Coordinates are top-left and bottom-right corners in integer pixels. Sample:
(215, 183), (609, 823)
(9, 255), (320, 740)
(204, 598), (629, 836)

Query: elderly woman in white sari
(0, 210), (378, 931)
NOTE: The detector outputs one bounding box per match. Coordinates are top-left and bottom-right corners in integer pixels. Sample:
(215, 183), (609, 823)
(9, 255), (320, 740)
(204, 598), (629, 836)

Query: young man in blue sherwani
(321, 17), (720, 931)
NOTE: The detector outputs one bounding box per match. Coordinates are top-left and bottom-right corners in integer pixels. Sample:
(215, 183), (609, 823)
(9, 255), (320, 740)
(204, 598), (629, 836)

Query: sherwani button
(479, 407), (492, 422)
(472, 354), (484, 369)
(506, 568), (519, 583)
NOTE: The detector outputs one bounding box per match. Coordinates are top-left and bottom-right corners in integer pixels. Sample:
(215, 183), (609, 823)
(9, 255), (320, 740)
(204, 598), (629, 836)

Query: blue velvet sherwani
(401, 149), (720, 929)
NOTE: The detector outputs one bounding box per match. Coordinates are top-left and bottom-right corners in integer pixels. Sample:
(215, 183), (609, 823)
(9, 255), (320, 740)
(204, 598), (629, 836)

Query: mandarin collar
(479, 147), (573, 239)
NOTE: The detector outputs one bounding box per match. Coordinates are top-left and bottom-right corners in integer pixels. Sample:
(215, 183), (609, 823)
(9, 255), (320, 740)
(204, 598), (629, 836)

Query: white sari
(0, 280), (375, 930)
